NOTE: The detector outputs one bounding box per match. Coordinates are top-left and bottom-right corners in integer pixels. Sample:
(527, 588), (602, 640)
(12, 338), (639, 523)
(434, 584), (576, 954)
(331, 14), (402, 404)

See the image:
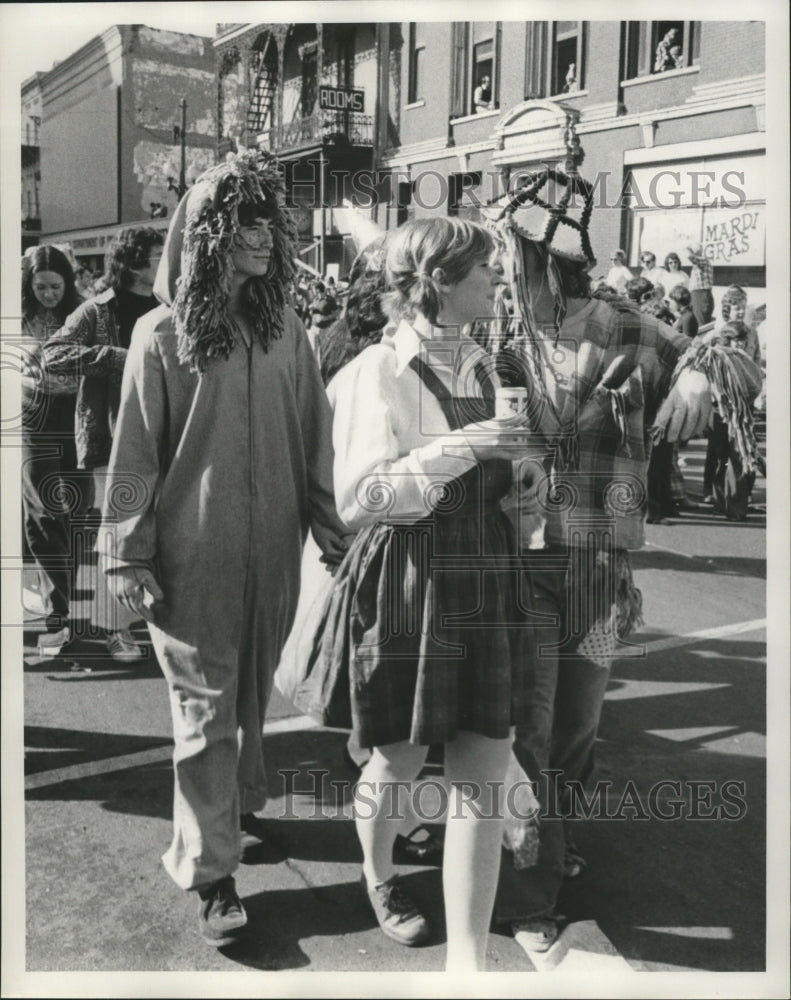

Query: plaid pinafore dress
(298, 352), (532, 748)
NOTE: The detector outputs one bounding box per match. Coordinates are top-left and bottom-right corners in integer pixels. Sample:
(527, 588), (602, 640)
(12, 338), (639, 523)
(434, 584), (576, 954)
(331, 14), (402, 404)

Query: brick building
(220, 19), (765, 304)
(377, 19), (765, 305)
(37, 25), (216, 271)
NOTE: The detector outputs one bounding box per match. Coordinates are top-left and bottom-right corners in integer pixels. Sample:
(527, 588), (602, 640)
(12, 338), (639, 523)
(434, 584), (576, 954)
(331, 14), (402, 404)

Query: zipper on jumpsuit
(243, 340), (257, 602)
(247, 340), (257, 498)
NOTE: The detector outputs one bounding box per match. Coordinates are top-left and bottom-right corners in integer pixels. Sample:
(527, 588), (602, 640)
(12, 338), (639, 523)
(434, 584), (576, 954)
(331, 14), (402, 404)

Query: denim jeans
(494, 543), (628, 923)
(21, 393), (80, 630)
(708, 413), (755, 521)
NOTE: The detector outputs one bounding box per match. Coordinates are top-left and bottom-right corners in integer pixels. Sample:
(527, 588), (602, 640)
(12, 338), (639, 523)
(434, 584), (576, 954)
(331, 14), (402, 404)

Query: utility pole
(178, 98), (187, 199)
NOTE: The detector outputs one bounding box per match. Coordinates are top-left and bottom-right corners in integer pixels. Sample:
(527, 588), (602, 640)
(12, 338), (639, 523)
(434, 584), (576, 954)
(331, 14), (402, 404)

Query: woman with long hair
(663, 251), (689, 288)
(21, 245), (84, 654)
(316, 217), (534, 970)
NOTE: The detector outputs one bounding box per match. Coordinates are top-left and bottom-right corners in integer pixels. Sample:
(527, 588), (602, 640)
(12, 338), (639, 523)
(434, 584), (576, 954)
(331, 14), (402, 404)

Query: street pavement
(6, 438), (775, 990)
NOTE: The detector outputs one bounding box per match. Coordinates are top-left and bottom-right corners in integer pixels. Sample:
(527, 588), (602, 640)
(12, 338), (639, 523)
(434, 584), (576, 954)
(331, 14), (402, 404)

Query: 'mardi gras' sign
(702, 208), (765, 265)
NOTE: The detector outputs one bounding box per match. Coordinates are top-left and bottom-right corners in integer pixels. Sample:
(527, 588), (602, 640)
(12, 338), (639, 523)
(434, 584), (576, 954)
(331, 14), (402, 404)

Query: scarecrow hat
(485, 114), (596, 269)
(155, 147), (297, 374)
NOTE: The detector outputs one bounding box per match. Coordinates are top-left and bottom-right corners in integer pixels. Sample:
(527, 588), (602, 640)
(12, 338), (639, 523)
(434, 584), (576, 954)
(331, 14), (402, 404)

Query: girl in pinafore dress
(324, 218), (533, 971)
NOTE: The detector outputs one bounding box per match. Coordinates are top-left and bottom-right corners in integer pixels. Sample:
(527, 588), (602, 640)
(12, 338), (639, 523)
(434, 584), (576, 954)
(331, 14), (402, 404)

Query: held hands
(652, 368), (712, 442)
(108, 566), (164, 623)
(311, 520), (352, 571)
(458, 414), (533, 462)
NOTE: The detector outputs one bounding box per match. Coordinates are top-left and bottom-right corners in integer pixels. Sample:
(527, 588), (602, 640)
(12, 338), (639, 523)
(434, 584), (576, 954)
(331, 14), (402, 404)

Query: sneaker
(512, 914), (562, 953)
(198, 875), (247, 947)
(106, 629), (146, 662)
(37, 625), (71, 657)
(361, 872), (431, 946)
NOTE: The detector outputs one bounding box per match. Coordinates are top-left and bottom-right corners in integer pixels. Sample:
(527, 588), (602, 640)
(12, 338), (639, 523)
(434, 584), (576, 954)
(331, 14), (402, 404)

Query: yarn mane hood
(154, 149), (297, 373)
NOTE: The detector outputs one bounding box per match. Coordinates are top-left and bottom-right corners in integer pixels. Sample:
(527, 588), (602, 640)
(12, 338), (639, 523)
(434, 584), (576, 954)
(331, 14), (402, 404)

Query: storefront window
(627, 151), (765, 290)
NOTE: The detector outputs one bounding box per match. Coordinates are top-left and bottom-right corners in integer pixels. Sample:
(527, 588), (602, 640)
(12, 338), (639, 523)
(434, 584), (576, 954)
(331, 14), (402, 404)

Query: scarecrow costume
(483, 118), (720, 940)
(101, 151), (344, 891)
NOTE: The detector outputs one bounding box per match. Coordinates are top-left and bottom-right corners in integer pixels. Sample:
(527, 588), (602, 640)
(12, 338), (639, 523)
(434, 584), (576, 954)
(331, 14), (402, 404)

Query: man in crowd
(605, 248), (633, 295)
(686, 242), (715, 325)
(487, 125), (718, 949)
(638, 249), (670, 292)
(42, 227), (165, 662)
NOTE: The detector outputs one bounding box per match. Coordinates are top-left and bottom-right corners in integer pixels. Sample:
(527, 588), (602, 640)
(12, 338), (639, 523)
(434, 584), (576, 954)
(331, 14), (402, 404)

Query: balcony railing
(257, 111), (374, 153)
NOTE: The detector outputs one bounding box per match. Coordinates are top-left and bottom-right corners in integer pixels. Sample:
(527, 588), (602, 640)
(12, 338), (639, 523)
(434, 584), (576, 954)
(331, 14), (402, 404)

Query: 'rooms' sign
(319, 87), (365, 112)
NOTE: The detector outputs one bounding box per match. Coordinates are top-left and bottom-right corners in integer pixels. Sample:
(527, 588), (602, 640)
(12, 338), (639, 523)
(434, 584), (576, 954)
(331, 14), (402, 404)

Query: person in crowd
(307, 280), (340, 359)
(719, 286), (762, 365)
(318, 244), (389, 388)
(669, 284), (698, 337)
(664, 251), (689, 288)
(640, 296), (675, 326)
(654, 27), (681, 72)
(624, 275), (655, 308)
(486, 136), (714, 950)
(474, 74), (493, 112)
(590, 282), (623, 303)
(664, 283), (699, 509)
(640, 285), (694, 524)
(41, 227), (165, 662)
(282, 233), (448, 864)
(695, 321), (763, 519)
(307, 217), (533, 971)
(701, 286), (763, 504)
(605, 249), (633, 295)
(99, 150), (348, 947)
(638, 250), (670, 291)
(20, 245), (84, 655)
(74, 265), (96, 300)
(650, 281), (667, 305)
(686, 242), (715, 325)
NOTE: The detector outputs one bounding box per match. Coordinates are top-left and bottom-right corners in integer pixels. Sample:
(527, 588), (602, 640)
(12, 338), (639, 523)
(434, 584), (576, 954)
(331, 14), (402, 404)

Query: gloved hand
(107, 566), (164, 623)
(652, 368), (712, 442)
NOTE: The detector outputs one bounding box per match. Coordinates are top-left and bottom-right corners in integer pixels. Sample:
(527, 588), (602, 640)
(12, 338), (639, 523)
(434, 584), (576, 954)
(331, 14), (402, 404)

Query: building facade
(218, 19), (765, 303)
(37, 25), (216, 270)
(21, 72), (45, 252)
(378, 19), (766, 304)
(215, 22), (392, 277)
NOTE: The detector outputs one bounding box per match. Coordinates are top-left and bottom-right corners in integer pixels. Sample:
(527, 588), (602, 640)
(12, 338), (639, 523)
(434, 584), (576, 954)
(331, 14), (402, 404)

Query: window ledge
(450, 108), (501, 126)
(546, 89), (589, 100)
(404, 99), (426, 110)
(621, 65), (700, 88)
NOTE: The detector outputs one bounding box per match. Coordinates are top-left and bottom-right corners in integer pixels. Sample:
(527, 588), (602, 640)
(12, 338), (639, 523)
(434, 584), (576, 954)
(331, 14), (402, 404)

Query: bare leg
(356, 740), (428, 887)
(443, 730), (512, 972)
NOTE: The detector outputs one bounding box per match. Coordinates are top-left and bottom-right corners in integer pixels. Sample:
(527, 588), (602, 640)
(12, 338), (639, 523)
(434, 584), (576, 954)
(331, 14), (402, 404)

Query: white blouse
(329, 320), (500, 531)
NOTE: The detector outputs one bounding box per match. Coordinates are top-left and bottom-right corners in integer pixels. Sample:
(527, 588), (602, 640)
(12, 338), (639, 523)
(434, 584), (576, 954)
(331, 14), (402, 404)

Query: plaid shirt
(511, 299), (689, 551)
(688, 253), (714, 291)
